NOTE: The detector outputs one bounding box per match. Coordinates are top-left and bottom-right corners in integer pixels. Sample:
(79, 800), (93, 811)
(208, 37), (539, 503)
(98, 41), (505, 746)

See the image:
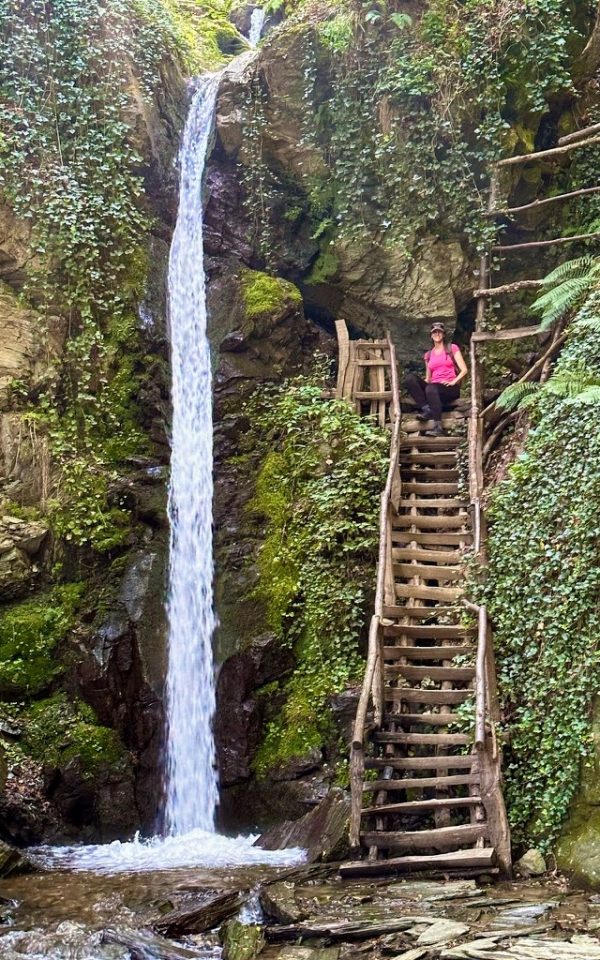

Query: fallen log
(154, 890), (249, 938)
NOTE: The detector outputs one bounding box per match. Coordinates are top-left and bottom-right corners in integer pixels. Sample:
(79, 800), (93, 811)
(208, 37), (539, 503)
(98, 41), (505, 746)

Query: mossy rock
(241, 268), (302, 321)
(557, 699), (600, 888)
(23, 693), (125, 778)
(0, 583), (84, 697)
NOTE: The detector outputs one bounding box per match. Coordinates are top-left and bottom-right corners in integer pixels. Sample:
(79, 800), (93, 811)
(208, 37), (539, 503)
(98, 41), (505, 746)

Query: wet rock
(259, 883), (304, 924)
(221, 919), (265, 960)
(270, 949), (339, 960)
(155, 890), (249, 938)
(76, 545), (168, 830)
(255, 787), (350, 862)
(0, 516), (49, 601)
(0, 839), (34, 877)
(514, 849), (547, 877)
(102, 927), (201, 960)
(270, 749), (323, 782)
(415, 920), (470, 947)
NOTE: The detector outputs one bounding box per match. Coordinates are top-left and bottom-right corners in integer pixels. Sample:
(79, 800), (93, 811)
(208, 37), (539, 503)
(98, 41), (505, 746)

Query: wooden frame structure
(337, 320), (511, 878)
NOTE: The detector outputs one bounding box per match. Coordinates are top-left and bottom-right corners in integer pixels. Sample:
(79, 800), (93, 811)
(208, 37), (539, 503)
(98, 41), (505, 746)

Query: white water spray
(248, 7), (265, 46)
(164, 73), (221, 836)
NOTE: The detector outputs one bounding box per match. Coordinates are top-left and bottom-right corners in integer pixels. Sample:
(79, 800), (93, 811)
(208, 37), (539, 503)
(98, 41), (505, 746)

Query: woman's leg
(403, 373), (429, 411)
(437, 383), (460, 408)
(424, 382), (443, 421)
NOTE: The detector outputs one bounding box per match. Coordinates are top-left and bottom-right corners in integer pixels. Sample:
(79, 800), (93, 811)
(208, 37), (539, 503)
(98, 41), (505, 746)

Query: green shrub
(248, 376), (388, 772)
(0, 585), (85, 696)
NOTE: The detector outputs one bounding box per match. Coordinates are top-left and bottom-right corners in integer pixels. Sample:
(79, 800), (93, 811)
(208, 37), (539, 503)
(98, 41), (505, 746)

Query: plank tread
(361, 823), (487, 851)
(361, 797), (482, 815)
(382, 645), (473, 660)
(363, 774), (480, 791)
(385, 664), (475, 681)
(393, 562), (463, 581)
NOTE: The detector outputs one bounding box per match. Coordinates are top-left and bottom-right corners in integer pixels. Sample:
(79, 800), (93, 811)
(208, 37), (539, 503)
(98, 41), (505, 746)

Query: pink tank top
(425, 344), (459, 384)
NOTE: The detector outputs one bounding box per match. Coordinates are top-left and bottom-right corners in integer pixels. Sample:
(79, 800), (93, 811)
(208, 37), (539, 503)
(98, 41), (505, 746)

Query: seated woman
(403, 322), (468, 436)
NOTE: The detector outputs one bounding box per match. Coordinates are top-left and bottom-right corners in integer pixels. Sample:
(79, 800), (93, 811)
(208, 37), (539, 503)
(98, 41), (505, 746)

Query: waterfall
(31, 65), (307, 873)
(164, 73), (221, 836)
(248, 7), (265, 46)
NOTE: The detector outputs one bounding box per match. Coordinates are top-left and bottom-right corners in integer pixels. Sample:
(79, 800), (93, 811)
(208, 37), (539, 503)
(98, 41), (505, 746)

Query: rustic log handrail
(461, 599), (488, 751)
(496, 134), (600, 167)
(336, 324), (401, 849)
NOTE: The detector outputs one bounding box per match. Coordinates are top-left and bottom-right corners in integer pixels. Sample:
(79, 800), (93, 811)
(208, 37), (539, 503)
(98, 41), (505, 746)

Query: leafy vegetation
(248, 376), (388, 773)
(23, 693), (125, 775)
(0, 584), (84, 696)
(482, 287), (600, 850)
(0, 0), (242, 550)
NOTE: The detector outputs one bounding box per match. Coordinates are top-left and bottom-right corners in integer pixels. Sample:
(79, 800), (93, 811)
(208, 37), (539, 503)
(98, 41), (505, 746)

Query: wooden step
(399, 498), (467, 511)
(394, 515), (468, 531)
(361, 823), (487, 852)
(354, 390), (392, 400)
(385, 664), (475, 682)
(364, 774), (479, 791)
(339, 847), (496, 879)
(385, 712), (462, 726)
(402, 453), (458, 466)
(392, 547), (462, 564)
(402, 414), (465, 433)
(401, 482), (460, 496)
(355, 359), (391, 366)
(383, 604), (459, 620)
(383, 645), (473, 661)
(373, 732), (471, 746)
(362, 796), (482, 815)
(393, 562), (463, 581)
(365, 756), (473, 771)
(383, 623), (475, 639)
(395, 584), (463, 602)
(390, 531), (472, 547)
(401, 468), (460, 482)
(401, 436), (462, 450)
(385, 688), (472, 705)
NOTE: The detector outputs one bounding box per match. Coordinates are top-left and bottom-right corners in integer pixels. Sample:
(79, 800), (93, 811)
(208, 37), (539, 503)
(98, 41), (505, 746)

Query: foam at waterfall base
(30, 828), (306, 874)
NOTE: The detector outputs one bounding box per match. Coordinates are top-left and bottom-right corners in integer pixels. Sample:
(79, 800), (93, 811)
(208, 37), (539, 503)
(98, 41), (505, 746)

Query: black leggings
(404, 373), (460, 421)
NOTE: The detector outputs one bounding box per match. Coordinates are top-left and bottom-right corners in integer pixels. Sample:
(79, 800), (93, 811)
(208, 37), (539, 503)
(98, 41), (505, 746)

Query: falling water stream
(164, 72), (220, 837)
(24, 71), (303, 885)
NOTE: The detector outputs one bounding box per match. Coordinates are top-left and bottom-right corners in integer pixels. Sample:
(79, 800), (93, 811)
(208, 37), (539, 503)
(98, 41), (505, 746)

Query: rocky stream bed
(2, 858), (600, 960)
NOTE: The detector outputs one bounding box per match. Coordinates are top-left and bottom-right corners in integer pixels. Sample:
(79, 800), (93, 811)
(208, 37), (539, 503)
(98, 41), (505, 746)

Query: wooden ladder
(336, 322), (511, 880)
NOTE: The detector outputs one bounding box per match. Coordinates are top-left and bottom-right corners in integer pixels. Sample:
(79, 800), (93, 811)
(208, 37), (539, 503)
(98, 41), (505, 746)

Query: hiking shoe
(425, 423), (446, 437)
(416, 405), (432, 421)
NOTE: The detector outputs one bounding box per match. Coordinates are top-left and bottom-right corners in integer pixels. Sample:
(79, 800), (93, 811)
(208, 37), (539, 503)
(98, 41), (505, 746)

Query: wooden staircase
(335, 322), (511, 880)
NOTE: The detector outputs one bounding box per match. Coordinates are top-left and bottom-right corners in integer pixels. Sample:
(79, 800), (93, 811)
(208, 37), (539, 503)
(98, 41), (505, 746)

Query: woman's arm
(450, 348), (468, 385)
(424, 361), (431, 383)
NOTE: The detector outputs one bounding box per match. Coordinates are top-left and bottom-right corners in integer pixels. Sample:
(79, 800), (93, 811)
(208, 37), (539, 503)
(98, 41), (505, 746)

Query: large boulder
(255, 787), (350, 862)
(557, 699), (600, 887)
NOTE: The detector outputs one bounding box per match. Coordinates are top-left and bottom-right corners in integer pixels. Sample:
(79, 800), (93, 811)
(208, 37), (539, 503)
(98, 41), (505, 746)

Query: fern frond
(532, 276), (596, 328)
(544, 367), (600, 398)
(496, 381), (540, 410)
(539, 256), (598, 286)
(571, 386), (600, 404)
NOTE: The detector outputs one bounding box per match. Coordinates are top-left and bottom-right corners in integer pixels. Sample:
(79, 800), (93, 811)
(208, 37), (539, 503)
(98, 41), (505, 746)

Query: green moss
(305, 248), (339, 285)
(24, 693), (124, 777)
(241, 268), (302, 319)
(246, 376), (388, 774)
(0, 584), (85, 697)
